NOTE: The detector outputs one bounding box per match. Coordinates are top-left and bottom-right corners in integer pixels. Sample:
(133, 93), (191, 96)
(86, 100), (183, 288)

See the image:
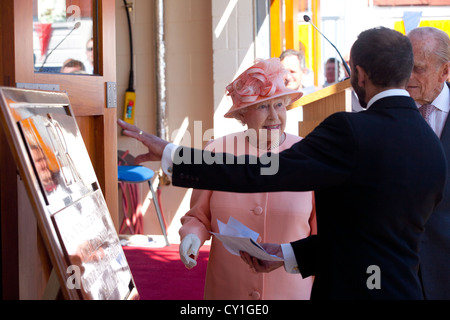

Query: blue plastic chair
(118, 155), (169, 246)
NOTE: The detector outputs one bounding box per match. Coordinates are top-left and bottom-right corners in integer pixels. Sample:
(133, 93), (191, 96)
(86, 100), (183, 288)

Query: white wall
(212, 0), (270, 138)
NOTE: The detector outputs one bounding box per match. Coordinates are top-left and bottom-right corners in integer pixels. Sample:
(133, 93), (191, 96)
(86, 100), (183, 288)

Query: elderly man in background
(407, 26), (450, 300)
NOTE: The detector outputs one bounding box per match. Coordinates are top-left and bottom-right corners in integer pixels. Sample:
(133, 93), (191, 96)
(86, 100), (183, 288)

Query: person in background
(406, 26), (450, 300)
(280, 49), (317, 95)
(60, 58), (86, 74)
(323, 57), (341, 87)
(280, 49), (317, 135)
(84, 38), (94, 74)
(178, 58), (316, 300)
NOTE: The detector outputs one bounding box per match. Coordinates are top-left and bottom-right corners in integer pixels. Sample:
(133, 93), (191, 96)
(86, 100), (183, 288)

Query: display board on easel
(0, 87), (138, 300)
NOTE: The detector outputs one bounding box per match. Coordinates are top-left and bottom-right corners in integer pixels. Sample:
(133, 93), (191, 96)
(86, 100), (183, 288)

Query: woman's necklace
(246, 132), (286, 150)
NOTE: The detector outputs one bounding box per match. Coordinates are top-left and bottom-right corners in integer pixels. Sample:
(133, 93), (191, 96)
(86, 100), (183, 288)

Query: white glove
(179, 234), (201, 269)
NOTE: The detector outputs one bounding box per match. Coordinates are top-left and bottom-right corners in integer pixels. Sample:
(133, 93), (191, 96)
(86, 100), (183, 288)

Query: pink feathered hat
(224, 58), (303, 118)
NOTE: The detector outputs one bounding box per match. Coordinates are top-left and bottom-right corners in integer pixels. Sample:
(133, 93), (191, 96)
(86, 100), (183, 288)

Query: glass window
(33, 0), (97, 75)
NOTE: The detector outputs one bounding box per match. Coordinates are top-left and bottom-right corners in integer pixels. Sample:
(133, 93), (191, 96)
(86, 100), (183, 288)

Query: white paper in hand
(211, 217), (284, 262)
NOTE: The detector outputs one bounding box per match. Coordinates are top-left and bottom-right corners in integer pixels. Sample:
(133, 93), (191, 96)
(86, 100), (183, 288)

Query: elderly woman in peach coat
(179, 58), (316, 300)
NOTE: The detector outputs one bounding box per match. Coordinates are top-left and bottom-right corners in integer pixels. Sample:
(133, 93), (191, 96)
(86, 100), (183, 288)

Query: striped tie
(419, 104), (435, 125)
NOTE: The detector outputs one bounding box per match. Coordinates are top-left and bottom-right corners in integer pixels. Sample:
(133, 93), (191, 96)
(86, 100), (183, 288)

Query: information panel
(0, 87), (138, 300)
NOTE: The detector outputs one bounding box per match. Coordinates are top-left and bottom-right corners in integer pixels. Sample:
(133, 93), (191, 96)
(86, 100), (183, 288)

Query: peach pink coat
(179, 132), (317, 300)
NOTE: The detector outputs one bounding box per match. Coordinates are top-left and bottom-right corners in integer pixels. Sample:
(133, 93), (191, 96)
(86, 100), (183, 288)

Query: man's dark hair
(351, 27), (413, 87)
(326, 57), (340, 67)
(61, 58), (86, 71)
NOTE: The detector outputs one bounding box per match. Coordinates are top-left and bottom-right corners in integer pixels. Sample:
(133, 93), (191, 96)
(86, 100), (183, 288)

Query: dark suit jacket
(172, 95), (447, 299)
(419, 83), (450, 299)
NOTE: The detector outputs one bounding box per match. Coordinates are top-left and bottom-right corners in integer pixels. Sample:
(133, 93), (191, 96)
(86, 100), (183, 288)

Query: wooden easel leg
(42, 269), (61, 300)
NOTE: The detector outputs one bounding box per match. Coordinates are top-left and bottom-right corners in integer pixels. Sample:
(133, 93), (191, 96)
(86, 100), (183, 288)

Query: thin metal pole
(155, 0), (168, 140)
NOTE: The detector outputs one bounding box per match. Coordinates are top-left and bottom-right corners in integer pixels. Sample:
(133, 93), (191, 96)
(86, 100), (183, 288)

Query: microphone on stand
(303, 15), (351, 77)
(39, 22), (82, 72)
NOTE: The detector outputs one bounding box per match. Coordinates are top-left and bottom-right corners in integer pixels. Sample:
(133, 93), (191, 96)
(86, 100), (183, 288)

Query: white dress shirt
(161, 89), (413, 275)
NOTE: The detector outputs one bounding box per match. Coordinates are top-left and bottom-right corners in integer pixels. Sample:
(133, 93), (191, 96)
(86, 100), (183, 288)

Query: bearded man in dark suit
(407, 26), (450, 300)
(118, 27), (447, 299)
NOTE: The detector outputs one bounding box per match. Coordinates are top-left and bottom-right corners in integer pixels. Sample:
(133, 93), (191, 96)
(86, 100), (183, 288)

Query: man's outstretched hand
(118, 119), (169, 164)
(240, 243), (284, 273)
